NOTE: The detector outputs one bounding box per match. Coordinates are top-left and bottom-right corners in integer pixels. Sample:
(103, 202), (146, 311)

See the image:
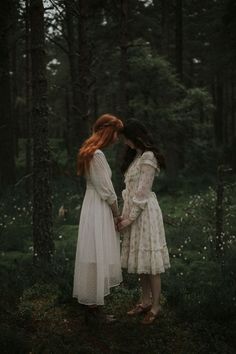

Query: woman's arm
(129, 162), (156, 221)
(119, 153), (157, 230)
(89, 152), (119, 214)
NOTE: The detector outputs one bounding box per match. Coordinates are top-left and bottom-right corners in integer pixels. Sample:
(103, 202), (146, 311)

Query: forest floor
(2, 263), (235, 354)
(1, 216), (235, 353)
(1, 157), (236, 353)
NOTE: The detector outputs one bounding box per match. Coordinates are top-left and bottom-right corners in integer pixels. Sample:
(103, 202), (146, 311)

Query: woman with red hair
(73, 114), (123, 308)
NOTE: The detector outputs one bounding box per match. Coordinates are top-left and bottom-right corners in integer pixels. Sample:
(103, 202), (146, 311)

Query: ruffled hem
(123, 264), (170, 275)
(121, 246), (170, 275)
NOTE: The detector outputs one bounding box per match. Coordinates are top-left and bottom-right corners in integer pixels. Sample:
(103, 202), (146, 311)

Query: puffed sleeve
(129, 152), (159, 221)
(89, 151), (117, 205)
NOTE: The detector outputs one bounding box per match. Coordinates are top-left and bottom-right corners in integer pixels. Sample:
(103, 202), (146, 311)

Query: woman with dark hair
(118, 119), (170, 325)
(73, 114), (123, 307)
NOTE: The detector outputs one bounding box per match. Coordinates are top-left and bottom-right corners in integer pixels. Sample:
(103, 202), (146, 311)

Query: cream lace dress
(73, 149), (122, 305)
(121, 151), (170, 275)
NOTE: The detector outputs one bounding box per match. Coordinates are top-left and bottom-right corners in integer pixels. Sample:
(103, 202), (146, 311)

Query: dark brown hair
(121, 119), (165, 173)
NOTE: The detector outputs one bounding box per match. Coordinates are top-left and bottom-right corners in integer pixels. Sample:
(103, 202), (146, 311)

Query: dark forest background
(0, 1), (235, 353)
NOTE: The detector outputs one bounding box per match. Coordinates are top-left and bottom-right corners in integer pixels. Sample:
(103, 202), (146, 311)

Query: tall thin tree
(175, 0), (183, 81)
(25, 0), (32, 193)
(0, 0), (16, 187)
(30, 0), (54, 261)
(77, 0), (90, 145)
(119, 0), (129, 118)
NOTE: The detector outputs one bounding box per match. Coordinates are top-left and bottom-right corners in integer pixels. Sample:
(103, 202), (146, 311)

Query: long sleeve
(89, 151), (117, 205)
(129, 152), (159, 221)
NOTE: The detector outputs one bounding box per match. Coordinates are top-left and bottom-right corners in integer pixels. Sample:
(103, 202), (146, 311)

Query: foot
(127, 303), (152, 316)
(105, 314), (117, 323)
(141, 306), (161, 325)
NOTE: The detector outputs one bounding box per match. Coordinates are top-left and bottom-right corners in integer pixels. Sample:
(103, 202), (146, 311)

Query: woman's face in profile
(123, 137), (135, 149)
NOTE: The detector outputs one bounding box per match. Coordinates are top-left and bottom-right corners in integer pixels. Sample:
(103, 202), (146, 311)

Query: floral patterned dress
(121, 151), (170, 275)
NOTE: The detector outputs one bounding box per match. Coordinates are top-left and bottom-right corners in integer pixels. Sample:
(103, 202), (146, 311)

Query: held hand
(114, 216), (123, 231)
(118, 218), (132, 231)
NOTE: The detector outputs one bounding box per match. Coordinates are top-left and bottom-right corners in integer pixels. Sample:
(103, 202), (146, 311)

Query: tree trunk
(77, 0), (90, 146)
(175, 0), (183, 81)
(214, 74), (224, 146)
(160, 0), (170, 57)
(10, 0), (19, 158)
(30, 0), (54, 262)
(64, 1), (78, 154)
(119, 0), (129, 118)
(231, 71), (235, 143)
(215, 165), (225, 267)
(0, 0), (16, 187)
(25, 0), (32, 194)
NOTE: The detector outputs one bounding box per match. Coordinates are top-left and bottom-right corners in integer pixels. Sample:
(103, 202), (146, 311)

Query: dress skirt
(73, 187), (122, 305)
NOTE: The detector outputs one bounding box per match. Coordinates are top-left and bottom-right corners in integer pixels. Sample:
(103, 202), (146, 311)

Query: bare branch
(15, 173), (32, 187)
(45, 34), (69, 54)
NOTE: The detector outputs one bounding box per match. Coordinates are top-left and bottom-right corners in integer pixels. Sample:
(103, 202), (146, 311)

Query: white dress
(121, 151), (170, 275)
(73, 149), (122, 305)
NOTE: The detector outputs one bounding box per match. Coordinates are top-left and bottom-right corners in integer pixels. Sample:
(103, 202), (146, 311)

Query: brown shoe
(141, 310), (160, 325)
(127, 303), (152, 316)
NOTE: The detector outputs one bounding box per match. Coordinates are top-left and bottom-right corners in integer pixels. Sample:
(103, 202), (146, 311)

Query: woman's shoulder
(93, 149), (106, 160)
(140, 151), (158, 169)
(92, 149), (109, 167)
(141, 151), (156, 161)
(94, 149), (104, 155)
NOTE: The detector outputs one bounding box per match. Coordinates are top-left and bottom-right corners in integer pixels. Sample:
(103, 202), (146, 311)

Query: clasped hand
(114, 216), (132, 232)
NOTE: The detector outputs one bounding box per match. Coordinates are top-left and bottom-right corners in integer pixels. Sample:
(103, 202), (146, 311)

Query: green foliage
(0, 175), (236, 353)
(128, 44), (185, 129)
(174, 88), (217, 174)
(164, 183), (236, 322)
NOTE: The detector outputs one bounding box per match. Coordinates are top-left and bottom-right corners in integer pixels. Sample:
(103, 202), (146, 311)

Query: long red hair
(77, 114), (123, 175)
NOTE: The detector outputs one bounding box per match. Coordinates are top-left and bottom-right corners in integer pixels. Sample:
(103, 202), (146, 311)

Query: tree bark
(214, 74), (224, 146)
(64, 0), (78, 154)
(0, 0), (16, 187)
(160, 0), (170, 57)
(25, 0), (32, 194)
(119, 0), (129, 119)
(30, 0), (54, 261)
(77, 0), (90, 146)
(175, 0), (183, 81)
(215, 165), (225, 266)
(10, 0), (19, 158)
